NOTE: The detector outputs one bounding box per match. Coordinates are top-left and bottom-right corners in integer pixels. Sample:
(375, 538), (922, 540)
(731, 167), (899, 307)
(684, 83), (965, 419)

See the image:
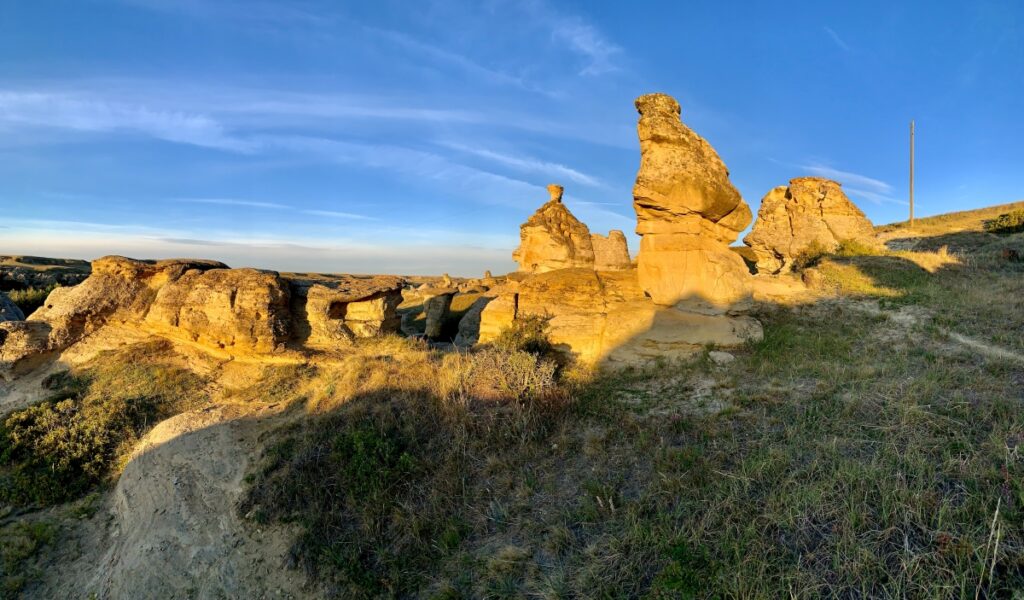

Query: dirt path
(944, 331), (1024, 364)
(32, 402), (316, 600)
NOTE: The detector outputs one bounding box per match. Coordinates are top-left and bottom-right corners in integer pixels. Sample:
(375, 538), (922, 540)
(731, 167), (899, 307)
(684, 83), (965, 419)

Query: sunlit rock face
(513, 184), (596, 273)
(744, 177), (879, 274)
(144, 268), (291, 354)
(632, 93), (753, 310)
(477, 268), (762, 365)
(591, 230), (632, 271)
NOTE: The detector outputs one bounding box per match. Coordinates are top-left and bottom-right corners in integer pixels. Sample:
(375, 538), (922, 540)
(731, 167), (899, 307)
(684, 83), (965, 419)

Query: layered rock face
(0, 256), (411, 375)
(632, 93), (753, 309)
(421, 288), (457, 339)
(591, 231), (632, 270)
(744, 177), (879, 274)
(289, 276), (404, 345)
(477, 269), (762, 364)
(513, 185), (596, 273)
(0, 292), (24, 322)
(144, 268), (291, 354)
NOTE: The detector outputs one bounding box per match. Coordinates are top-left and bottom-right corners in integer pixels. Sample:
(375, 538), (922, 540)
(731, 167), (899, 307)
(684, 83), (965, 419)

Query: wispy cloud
(440, 142), (602, 187)
(0, 91), (254, 152)
(800, 164), (892, 194)
(177, 197), (290, 209)
(823, 26), (851, 52)
(365, 27), (555, 96)
(551, 18), (622, 75)
(845, 187), (908, 206)
(302, 209), (377, 220)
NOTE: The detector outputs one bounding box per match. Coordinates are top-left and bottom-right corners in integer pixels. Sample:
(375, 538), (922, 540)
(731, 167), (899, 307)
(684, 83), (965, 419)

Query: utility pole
(909, 120), (915, 227)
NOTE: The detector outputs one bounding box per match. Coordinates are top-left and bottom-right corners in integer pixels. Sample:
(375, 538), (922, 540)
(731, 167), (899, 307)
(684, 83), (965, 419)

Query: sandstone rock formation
(290, 276), (404, 345)
(144, 268), (291, 354)
(513, 184), (596, 273)
(744, 177), (879, 274)
(477, 268), (762, 364)
(421, 288), (457, 339)
(0, 291), (24, 322)
(0, 256), (410, 376)
(30, 256), (229, 351)
(454, 295), (495, 347)
(632, 93), (753, 309)
(591, 230), (631, 270)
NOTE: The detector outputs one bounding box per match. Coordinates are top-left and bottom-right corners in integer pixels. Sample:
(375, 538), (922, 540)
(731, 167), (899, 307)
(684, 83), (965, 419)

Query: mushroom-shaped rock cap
(635, 93), (681, 117)
(546, 184), (564, 203)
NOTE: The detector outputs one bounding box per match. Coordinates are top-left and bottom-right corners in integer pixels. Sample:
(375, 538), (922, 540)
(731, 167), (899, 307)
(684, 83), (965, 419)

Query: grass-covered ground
(2, 222), (1023, 597)
(231, 232), (1024, 597)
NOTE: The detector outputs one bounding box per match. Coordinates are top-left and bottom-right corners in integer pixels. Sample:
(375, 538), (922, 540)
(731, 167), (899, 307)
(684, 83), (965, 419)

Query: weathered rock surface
(744, 177), (879, 274)
(0, 291), (24, 322)
(591, 230), (632, 271)
(632, 93), (753, 309)
(421, 288), (457, 339)
(29, 256), (228, 351)
(513, 184), (596, 273)
(144, 268), (291, 354)
(478, 269), (762, 365)
(454, 295), (496, 347)
(290, 276), (404, 345)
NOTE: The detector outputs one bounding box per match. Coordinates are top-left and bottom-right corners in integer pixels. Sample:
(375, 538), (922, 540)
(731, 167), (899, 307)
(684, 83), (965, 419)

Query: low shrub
(788, 240), (832, 271)
(983, 210), (1024, 234)
(6, 285), (58, 317)
(0, 343), (207, 507)
(492, 313), (554, 356)
(835, 238), (883, 257)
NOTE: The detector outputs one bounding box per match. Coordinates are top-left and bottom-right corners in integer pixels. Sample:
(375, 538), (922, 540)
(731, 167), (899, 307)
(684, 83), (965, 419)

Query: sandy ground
(30, 400), (316, 599)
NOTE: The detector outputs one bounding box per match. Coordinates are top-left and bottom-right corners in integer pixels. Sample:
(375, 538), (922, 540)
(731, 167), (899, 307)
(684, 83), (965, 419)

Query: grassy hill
(2, 204), (1024, 597)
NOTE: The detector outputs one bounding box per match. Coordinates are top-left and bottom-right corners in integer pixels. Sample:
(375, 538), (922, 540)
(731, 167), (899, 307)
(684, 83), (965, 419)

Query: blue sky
(1, 0), (1021, 275)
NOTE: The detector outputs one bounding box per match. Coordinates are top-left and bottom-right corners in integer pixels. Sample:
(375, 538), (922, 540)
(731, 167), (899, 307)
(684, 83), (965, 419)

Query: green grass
(237, 239), (1024, 597)
(5, 285), (58, 317)
(0, 519), (56, 599)
(0, 341), (208, 507)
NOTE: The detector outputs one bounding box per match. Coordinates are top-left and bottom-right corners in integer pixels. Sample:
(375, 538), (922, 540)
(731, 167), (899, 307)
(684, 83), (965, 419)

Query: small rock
(709, 351), (735, 366)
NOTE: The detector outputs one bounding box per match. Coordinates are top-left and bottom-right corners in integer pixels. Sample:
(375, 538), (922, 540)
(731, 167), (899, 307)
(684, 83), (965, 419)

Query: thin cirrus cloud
(439, 141), (603, 187)
(800, 164), (906, 205)
(823, 26), (852, 52)
(0, 91), (255, 152)
(177, 198), (377, 220)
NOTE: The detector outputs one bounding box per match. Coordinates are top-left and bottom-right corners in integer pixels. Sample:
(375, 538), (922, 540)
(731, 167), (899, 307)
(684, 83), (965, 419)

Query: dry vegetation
(2, 224), (1024, 598)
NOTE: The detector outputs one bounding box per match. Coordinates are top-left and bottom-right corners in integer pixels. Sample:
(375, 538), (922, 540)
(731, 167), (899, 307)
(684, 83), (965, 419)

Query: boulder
(454, 295), (496, 347)
(0, 321), (52, 378)
(632, 93), (753, 309)
(477, 269), (762, 365)
(0, 291), (24, 322)
(744, 177), (879, 274)
(290, 276), (404, 344)
(421, 288), (457, 339)
(144, 268), (291, 354)
(591, 230), (632, 271)
(513, 184), (596, 273)
(28, 256), (227, 351)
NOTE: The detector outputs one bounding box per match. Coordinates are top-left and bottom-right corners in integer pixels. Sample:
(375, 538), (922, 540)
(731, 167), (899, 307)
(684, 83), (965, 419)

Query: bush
(789, 240), (832, 271)
(492, 314), (554, 356)
(983, 210), (1024, 234)
(0, 344), (206, 506)
(835, 238), (883, 257)
(6, 285), (58, 317)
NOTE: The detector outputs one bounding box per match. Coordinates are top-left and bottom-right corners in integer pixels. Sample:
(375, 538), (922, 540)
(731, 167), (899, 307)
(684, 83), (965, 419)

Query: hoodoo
(632, 93), (753, 310)
(512, 184), (596, 273)
(744, 177), (879, 274)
